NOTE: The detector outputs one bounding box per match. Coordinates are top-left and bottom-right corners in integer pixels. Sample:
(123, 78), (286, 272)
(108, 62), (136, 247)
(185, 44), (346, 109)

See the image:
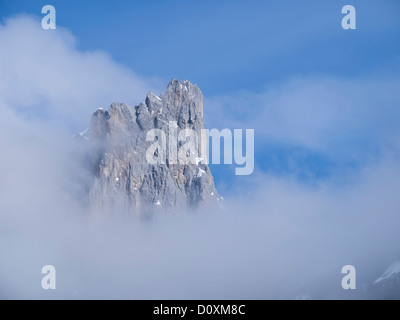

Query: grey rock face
(78, 79), (218, 218)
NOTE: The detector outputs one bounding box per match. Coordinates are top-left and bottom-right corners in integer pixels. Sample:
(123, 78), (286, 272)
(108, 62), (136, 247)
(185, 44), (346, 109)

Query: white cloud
(1, 155), (400, 299)
(0, 14), (163, 131)
(205, 73), (400, 163)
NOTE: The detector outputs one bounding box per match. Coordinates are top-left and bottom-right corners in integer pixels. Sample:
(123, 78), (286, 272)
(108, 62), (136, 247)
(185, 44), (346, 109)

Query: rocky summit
(76, 79), (218, 219)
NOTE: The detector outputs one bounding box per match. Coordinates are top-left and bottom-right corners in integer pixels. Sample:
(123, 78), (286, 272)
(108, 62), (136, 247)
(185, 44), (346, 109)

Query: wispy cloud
(206, 72), (400, 167)
(0, 15), (162, 131)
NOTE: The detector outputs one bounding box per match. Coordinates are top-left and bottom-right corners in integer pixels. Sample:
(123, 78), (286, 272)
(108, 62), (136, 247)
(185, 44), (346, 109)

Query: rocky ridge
(76, 79), (219, 218)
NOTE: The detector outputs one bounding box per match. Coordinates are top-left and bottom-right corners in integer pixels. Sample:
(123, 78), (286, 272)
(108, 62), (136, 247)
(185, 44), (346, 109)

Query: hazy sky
(0, 1), (400, 299)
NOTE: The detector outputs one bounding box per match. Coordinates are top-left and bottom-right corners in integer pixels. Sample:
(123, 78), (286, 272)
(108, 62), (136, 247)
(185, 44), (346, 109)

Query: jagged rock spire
(79, 79), (218, 219)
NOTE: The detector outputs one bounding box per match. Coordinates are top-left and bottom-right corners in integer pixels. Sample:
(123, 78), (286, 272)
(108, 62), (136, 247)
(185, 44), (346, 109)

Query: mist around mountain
(0, 14), (400, 300)
(1, 82), (400, 299)
(75, 79), (218, 220)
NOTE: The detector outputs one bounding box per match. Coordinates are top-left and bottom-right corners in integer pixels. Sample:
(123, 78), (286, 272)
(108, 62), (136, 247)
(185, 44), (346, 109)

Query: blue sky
(2, 0), (400, 94)
(1, 0), (400, 193)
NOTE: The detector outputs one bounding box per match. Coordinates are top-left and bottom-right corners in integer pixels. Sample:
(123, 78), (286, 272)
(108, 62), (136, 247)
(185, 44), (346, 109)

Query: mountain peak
(78, 80), (218, 219)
